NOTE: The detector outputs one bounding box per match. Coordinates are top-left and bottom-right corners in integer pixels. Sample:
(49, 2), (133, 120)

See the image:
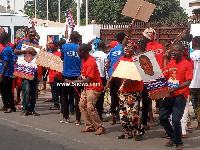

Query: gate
(100, 21), (190, 47)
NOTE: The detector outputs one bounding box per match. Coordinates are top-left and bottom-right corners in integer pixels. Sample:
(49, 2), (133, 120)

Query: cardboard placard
(14, 41), (42, 80)
(132, 51), (170, 99)
(112, 60), (142, 81)
(36, 50), (63, 73)
(122, 0), (156, 22)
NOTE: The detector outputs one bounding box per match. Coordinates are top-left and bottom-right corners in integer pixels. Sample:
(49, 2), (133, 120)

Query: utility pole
(86, 0), (88, 25)
(35, 0), (37, 18)
(58, 0), (60, 23)
(77, 0), (80, 27)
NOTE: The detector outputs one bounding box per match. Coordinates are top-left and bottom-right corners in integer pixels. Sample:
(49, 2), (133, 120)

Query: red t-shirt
(113, 56), (143, 92)
(146, 41), (165, 71)
(82, 55), (103, 92)
(48, 51), (63, 82)
(164, 57), (193, 98)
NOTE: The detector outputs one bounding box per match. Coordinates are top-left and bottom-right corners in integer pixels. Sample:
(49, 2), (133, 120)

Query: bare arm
(169, 80), (192, 95)
(106, 59), (111, 72)
(0, 61), (8, 82)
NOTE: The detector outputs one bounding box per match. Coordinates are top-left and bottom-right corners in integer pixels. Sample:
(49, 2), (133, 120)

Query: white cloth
(181, 97), (189, 135)
(92, 51), (108, 78)
(190, 50), (200, 88)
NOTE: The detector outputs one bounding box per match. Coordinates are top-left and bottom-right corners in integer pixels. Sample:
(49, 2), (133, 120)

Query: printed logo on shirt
(150, 49), (163, 55)
(196, 57), (200, 62)
(168, 68), (179, 88)
(94, 56), (101, 62)
(111, 50), (122, 57)
(67, 51), (79, 57)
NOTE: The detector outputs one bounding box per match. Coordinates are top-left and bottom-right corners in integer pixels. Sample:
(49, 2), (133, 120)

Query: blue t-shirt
(16, 39), (39, 50)
(0, 45), (14, 77)
(61, 43), (81, 77)
(107, 44), (124, 77)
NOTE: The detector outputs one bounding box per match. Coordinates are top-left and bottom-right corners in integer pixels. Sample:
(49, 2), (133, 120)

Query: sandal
(49, 106), (60, 110)
(45, 99), (53, 102)
(110, 120), (116, 125)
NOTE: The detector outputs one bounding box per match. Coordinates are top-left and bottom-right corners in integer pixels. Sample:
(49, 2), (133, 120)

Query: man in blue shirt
(14, 27), (40, 116)
(0, 32), (16, 113)
(106, 32), (126, 125)
(60, 31), (82, 125)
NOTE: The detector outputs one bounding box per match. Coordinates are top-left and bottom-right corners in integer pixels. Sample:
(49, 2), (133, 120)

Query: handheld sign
(122, 0), (156, 23)
(112, 60), (142, 81)
(36, 49), (63, 73)
(14, 41), (42, 80)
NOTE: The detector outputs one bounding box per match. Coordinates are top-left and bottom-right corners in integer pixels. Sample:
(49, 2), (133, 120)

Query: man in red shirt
(65, 43), (104, 135)
(159, 43), (193, 150)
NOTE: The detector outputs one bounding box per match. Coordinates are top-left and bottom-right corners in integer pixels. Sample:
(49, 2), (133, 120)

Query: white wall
(74, 24), (100, 44)
(180, 0), (200, 17)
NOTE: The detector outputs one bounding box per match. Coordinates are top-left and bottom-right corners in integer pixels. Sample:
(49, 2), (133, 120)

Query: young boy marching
(65, 43), (105, 135)
(159, 43), (193, 150)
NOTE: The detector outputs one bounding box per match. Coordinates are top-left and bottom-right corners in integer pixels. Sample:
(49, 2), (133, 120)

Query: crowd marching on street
(0, 25), (200, 150)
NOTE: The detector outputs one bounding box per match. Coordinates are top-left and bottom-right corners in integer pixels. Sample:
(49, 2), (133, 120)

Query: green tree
(80, 0), (131, 24)
(146, 0), (188, 21)
(80, 0), (188, 24)
(24, 0), (76, 23)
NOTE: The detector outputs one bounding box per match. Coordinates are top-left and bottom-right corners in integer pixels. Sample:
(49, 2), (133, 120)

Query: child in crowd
(65, 43), (105, 135)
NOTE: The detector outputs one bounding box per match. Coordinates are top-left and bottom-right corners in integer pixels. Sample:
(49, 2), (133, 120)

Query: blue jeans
(159, 95), (186, 145)
(22, 75), (38, 112)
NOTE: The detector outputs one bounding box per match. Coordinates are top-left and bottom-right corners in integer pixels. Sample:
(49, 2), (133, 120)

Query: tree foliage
(146, 0), (188, 21)
(24, 0), (76, 22)
(80, 0), (188, 24)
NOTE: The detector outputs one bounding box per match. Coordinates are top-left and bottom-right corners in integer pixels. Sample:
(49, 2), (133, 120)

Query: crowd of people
(0, 26), (200, 150)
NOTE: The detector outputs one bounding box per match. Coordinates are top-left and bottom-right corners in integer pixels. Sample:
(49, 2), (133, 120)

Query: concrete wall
(35, 24), (101, 48)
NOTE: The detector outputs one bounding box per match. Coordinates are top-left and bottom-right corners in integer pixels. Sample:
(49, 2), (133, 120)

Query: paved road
(0, 90), (200, 150)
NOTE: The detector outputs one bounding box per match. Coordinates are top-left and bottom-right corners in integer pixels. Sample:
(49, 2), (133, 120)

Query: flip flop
(45, 99), (53, 102)
(49, 106), (59, 110)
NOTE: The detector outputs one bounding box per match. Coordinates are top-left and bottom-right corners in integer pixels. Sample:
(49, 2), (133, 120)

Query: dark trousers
(141, 86), (151, 125)
(1, 76), (15, 110)
(95, 77), (107, 119)
(51, 75), (62, 109)
(62, 76), (81, 121)
(159, 95), (186, 145)
(110, 78), (121, 114)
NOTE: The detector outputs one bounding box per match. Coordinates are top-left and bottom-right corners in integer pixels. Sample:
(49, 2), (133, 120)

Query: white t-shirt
(190, 50), (200, 88)
(92, 51), (108, 78)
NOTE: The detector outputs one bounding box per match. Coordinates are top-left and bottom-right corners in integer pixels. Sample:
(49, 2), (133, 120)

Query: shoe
(95, 127), (105, 135)
(175, 144), (184, 150)
(29, 111), (40, 116)
(75, 120), (81, 126)
(81, 127), (95, 132)
(110, 120), (116, 125)
(59, 118), (70, 123)
(101, 118), (108, 122)
(165, 140), (174, 147)
(181, 134), (186, 138)
(21, 110), (29, 116)
(117, 134), (125, 139)
(143, 125), (150, 131)
(4, 108), (16, 113)
(18, 105), (23, 109)
(49, 106), (60, 110)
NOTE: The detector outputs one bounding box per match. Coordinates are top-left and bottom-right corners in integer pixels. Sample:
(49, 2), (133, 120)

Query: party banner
(132, 51), (169, 99)
(14, 41), (42, 80)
